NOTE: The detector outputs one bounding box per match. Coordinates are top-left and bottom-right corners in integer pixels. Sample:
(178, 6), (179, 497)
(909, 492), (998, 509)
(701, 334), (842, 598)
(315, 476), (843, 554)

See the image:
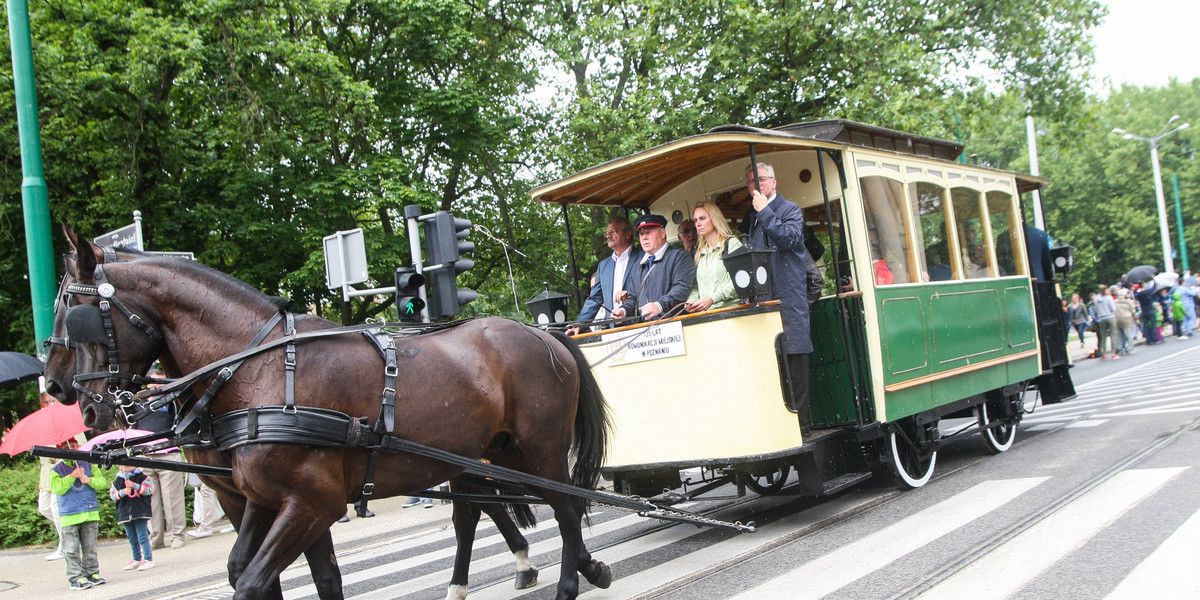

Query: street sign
(322, 228), (368, 289)
(93, 222), (142, 250)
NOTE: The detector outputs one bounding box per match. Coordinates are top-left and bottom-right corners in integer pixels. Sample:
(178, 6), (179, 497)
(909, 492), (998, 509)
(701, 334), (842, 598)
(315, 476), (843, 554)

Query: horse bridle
(44, 247), (163, 420)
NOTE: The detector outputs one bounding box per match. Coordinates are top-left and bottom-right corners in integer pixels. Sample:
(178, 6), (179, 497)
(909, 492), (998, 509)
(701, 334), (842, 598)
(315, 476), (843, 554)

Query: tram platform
(0, 493), (454, 599)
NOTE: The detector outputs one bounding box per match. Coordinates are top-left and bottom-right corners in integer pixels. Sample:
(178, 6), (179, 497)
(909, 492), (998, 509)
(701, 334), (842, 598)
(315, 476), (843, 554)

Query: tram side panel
(873, 279), (1041, 422)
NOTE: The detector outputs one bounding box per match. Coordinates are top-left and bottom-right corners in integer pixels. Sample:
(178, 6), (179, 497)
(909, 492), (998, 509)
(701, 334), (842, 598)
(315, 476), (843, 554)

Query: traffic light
(422, 211), (478, 318)
(393, 267), (425, 322)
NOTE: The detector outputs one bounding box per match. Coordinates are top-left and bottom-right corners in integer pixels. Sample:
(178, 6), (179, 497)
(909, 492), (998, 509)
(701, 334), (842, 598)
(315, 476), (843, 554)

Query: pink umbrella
(0, 401), (88, 456)
(79, 428), (156, 451)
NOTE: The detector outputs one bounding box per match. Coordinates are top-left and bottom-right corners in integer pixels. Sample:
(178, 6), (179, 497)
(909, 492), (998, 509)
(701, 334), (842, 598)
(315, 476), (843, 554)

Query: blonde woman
(684, 202), (743, 313)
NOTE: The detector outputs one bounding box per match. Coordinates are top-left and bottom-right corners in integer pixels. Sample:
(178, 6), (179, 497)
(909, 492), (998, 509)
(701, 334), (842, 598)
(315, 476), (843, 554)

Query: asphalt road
(4, 332), (1196, 600)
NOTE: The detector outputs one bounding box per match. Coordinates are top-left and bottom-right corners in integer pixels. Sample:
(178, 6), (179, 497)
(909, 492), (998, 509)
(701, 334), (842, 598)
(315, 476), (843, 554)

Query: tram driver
(610, 214), (695, 321)
(741, 162), (815, 431)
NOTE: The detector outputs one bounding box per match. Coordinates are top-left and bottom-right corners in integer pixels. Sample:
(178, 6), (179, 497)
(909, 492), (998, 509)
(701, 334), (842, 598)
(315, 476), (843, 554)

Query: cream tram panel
(579, 310), (805, 468)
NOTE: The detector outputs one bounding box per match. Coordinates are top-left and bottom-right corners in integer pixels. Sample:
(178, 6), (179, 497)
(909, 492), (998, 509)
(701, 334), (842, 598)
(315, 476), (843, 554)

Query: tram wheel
(887, 424), (937, 489)
(976, 397), (1018, 454)
(741, 465), (791, 496)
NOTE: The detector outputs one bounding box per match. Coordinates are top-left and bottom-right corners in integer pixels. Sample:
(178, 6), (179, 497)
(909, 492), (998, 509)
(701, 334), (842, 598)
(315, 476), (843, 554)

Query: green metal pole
(1172, 173), (1188, 273)
(7, 0), (56, 355)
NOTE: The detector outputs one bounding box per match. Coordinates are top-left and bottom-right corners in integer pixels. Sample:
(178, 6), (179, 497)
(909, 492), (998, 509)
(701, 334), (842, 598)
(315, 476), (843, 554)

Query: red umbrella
(0, 401), (88, 456)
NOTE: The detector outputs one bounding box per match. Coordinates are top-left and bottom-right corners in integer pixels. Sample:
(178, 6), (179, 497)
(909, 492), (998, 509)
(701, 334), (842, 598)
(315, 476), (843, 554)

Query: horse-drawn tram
(535, 119), (1076, 497)
(31, 119), (1076, 600)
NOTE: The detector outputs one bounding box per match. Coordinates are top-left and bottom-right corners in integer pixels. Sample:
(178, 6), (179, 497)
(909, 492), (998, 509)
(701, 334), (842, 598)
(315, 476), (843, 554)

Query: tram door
(805, 200), (873, 429)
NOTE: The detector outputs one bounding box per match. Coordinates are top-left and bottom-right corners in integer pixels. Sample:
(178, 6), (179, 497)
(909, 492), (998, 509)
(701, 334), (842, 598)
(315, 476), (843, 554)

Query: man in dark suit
(612, 214), (695, 321)
(1023, 223), (1054, 281)
(742, 162), (814, 428)
(568, 217), (644, 334)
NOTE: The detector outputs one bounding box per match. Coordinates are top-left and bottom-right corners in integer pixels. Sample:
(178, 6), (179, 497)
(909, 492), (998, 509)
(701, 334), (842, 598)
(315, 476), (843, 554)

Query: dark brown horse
(42, 228), (612, 600)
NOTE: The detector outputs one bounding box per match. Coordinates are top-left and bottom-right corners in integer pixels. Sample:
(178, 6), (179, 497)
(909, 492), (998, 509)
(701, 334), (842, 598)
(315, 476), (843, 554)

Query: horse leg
(302, 530), (344, 600)
(231, 503), (341, 600)
(227, 500), (285, 600)
(480, 503), (538, 589)
(446, 499), (483, 600)
(568, 495), (611, 589)
(537, 488), (612, 600)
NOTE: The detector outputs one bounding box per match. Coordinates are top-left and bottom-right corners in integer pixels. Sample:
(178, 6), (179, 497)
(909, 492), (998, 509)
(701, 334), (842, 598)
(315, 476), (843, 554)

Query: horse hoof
(589, 561), (613, 589)
(515, 567), (539, 589)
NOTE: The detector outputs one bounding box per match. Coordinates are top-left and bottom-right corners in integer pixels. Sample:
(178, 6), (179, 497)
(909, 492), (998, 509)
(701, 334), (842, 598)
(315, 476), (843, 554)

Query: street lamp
(1112, 115), (1190, 275)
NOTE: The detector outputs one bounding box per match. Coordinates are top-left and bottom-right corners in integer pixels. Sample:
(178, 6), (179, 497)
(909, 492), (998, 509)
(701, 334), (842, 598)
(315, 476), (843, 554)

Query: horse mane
(112, 248), (291, 314)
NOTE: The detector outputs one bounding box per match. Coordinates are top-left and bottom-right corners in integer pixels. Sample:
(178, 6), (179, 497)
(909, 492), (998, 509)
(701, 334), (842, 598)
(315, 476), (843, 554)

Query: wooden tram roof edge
(532, 120), (1048, 208)
(882, 349), (1040, 393)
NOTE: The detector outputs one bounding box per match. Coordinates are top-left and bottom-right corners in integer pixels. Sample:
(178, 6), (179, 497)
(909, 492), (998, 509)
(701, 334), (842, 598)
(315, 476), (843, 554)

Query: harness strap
(284, 313), (297, 412)
(162, 311), (285, 436)
(360, 330), (400, 497)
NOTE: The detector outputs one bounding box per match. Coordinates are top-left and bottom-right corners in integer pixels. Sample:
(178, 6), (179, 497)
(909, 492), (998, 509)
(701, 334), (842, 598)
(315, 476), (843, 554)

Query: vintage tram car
(534, 120), (1075, 498)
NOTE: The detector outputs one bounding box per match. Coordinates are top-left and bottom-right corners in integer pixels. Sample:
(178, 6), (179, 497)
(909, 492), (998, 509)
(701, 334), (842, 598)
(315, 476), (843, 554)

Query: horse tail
(506, 503), (538, 530)
(550, 331), (611, 491)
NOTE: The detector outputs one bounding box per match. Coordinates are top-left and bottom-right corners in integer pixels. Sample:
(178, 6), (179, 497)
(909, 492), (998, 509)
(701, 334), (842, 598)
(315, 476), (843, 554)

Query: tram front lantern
(721, 245), (776, 303)
(525, 282), (570, 326)
(393, 267), (425, 322)
(1050, 244), (1074, 275)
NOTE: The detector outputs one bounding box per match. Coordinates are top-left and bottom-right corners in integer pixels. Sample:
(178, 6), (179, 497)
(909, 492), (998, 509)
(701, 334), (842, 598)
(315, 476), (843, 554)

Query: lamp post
(1113, 115), (1190, 275)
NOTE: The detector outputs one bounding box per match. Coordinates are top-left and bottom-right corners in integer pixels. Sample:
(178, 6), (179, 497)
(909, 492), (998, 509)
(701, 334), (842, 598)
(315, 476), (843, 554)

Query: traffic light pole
(404, 205), (430, 322)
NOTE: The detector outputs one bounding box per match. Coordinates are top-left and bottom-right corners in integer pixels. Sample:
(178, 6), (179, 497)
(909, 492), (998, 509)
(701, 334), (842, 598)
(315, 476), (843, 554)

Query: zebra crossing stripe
(1103, 505), (1200, 599)
(917, 467), (1187, 600)
(577, 489), (890, 599)
(727, 477), (1048, 600)
(344, 513), (652, 600)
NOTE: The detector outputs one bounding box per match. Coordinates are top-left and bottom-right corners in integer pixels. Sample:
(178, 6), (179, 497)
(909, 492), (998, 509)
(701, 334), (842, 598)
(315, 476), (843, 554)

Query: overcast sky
(1090, 0), (1200, 89)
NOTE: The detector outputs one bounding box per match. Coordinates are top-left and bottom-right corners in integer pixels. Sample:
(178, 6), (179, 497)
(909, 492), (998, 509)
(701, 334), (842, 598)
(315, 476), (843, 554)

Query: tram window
(860, 176), (913, 285)
(909, 181), (948, 282)
(987, 191), (1023, 276)
(951, 187), (990, 279)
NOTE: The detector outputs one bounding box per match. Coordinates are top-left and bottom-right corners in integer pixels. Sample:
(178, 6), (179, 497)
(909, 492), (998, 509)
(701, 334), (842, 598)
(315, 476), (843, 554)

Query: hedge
(0, 459), (194, 549)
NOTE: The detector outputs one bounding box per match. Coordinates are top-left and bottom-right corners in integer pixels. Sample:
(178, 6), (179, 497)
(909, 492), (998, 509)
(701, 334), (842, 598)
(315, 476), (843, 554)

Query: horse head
(43, 225), (165, 430)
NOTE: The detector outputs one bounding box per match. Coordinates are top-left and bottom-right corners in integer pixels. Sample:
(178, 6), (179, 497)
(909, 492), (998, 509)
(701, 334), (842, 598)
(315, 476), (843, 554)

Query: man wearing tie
(569, 217), (643, 334)
(611, 214), (695, 321)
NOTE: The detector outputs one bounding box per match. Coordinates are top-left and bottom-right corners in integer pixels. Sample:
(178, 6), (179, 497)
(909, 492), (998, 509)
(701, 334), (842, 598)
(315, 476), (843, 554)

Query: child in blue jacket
(50, 451), (110, 590)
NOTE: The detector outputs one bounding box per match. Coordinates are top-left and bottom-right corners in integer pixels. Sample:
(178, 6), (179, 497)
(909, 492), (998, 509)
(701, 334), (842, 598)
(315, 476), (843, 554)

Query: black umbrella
(1121, 265), (1157, 287)
(0, 352), (44, 390)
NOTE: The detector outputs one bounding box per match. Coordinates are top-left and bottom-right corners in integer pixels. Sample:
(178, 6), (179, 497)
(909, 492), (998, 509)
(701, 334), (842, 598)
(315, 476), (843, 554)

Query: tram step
(821, 471), (873, 496)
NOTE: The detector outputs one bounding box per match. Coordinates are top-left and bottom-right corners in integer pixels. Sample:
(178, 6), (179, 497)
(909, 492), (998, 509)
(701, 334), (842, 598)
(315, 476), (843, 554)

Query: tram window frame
(859, 175), (917, 285)
(987, 190), (1024, 277)
(909, 181), (951, 282)
(950, 186), (993, 280)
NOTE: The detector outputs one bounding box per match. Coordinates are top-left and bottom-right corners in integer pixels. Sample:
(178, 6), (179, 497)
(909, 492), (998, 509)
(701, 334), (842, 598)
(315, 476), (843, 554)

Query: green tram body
(534, 121), (1072, 497)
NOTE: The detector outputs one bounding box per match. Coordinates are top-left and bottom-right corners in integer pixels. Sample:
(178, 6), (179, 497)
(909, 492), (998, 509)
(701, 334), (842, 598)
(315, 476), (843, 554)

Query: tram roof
(532, 120), (1047, 207)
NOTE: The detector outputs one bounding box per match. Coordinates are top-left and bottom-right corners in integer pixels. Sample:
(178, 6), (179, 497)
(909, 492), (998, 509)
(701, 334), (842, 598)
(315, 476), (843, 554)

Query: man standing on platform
(741, 162), (814, 428)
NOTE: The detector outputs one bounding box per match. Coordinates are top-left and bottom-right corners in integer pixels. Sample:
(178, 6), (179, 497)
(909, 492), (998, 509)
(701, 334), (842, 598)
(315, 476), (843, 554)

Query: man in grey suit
(568, 217), (643, 335)
(612, 214), (696, 321)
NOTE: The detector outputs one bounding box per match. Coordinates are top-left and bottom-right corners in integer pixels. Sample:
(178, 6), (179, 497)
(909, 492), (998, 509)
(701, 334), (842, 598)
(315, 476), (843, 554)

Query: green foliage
(0, 460), (125, 549)
(0, 0), (1139, 348)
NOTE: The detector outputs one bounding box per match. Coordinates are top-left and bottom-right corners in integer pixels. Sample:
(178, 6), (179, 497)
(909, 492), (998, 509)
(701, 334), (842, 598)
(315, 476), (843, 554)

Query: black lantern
(721, 245), (775, 303)
(525, 282), (571, 326)
(1050, 244), (1074, 275)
